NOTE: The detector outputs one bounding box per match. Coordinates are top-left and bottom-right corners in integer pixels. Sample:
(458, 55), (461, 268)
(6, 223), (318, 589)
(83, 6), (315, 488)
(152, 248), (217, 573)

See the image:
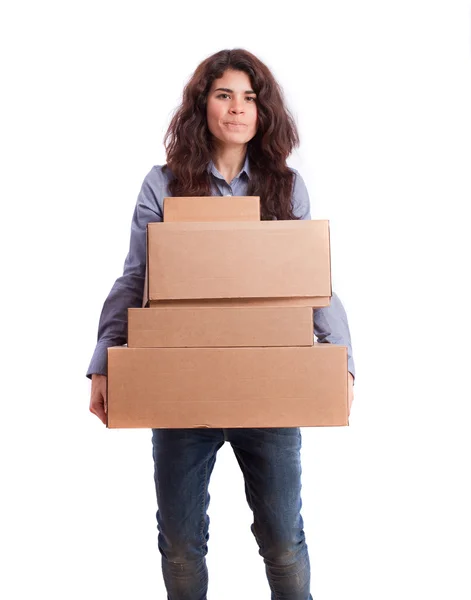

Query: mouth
(224, 122), (247, 128)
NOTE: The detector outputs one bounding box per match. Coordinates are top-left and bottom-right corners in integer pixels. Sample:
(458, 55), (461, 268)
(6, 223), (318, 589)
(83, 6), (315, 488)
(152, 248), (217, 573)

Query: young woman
(88, 48), (355, 600)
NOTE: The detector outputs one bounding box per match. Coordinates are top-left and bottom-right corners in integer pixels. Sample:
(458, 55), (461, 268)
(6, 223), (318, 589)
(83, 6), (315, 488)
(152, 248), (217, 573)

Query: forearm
(86, 167), (163, 379)
(86, 272), (145, 378)
(290, 171), (356, 378)
(314, 291), (356, 380)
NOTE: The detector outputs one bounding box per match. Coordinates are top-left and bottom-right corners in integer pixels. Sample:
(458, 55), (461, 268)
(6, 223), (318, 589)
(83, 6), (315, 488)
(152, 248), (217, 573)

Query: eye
(215, 93), (257, 102)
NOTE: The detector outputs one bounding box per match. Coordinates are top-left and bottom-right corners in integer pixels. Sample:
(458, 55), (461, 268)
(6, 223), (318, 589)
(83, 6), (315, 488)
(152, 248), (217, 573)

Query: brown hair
(163, 49), (300, 220)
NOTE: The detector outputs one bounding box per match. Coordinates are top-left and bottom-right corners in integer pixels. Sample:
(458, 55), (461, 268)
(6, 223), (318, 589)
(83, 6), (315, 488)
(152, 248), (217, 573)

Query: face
(206, 69), (258, 149)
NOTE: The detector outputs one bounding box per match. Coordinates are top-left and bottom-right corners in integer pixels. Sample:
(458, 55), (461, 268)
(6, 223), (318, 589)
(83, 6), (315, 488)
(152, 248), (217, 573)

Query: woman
(88, 48), (355, 600)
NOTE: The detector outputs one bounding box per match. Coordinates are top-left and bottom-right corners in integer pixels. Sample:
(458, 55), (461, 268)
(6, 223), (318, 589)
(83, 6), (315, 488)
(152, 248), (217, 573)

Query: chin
(217, 134), (249, 145)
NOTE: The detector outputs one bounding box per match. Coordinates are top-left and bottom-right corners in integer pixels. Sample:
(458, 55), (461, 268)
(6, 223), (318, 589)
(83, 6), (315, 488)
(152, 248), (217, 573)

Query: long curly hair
(163, 49), (300, 220)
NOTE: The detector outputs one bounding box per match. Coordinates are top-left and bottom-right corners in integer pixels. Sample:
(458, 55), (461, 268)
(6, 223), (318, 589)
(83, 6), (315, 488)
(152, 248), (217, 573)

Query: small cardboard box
(146, 220), (331, 304)
(107, 345), (348, 428)
(163, 196), (261, 222)
(128, 306), (314, 348)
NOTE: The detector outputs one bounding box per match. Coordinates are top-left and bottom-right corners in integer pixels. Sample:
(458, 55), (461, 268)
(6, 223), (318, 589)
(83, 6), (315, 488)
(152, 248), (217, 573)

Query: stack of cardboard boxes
(107, 196), (348, 428)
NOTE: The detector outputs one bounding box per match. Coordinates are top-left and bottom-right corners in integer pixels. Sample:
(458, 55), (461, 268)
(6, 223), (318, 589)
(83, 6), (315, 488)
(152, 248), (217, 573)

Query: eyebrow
(214, 87), (256, 94)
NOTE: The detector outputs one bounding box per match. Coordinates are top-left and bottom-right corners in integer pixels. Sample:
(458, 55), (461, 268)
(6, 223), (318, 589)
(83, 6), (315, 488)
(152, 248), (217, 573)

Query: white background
(1, 1), (471, 598)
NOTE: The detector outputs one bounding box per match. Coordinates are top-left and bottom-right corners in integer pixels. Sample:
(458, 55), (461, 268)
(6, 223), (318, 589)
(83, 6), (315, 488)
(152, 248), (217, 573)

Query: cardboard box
(146, 220), (331, 304)
(163, 196), (261, 222)
(142, 195), (261, 308)
(128, 306), (314, 348)
(107, 345), (348, 428)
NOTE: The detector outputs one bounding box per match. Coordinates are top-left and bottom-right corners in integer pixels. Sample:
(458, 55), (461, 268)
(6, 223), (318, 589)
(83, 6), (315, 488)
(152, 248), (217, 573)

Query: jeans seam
(199, 442), (218, 547)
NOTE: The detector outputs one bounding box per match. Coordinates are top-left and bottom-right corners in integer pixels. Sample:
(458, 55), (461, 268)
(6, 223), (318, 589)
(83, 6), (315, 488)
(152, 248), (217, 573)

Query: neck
(211, 143), (247, 185)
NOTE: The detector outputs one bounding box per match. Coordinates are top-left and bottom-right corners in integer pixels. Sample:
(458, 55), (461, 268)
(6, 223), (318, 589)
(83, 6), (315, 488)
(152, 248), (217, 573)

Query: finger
(90, 403), (107, 425)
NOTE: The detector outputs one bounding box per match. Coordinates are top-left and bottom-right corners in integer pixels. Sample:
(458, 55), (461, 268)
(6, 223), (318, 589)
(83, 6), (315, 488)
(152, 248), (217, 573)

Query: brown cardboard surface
(148, 297), (330, 308)
(107, 345), (348, 428)
(128, 306), (314, 348)
(142, 267), (148, 308)
(163, 196), (261, 222)
(147, 220), (331, 302)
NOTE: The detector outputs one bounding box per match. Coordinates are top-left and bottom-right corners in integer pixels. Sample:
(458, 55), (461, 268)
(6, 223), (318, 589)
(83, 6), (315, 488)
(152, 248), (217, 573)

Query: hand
(347, 373), (354, 417)
(90, 374), (107, 425)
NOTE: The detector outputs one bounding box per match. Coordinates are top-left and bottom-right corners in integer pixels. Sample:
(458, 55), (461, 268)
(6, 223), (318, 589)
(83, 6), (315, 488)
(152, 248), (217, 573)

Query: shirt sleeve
(291, 169), (356, 380)
(86, 167), (164, 378)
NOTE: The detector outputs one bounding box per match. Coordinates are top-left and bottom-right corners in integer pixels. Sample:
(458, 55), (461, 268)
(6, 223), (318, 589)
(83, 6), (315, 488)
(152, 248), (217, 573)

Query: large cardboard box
(128, 306), (314, 348)
(163, 196), (261, 222)
(107, 345), (348, 428)
(146, 220), (331, 305)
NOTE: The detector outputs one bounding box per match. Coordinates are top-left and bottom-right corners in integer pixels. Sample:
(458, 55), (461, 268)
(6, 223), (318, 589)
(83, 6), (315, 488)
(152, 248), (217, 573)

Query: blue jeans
(151, 427), (312, 600)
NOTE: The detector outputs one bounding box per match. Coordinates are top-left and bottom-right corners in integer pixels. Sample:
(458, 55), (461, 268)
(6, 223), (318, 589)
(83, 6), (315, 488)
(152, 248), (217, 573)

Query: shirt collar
(207, 152), (251, 181)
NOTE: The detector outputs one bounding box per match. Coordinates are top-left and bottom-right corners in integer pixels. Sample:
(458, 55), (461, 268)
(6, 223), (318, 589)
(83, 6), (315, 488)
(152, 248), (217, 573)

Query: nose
(229, 96), (244, 114)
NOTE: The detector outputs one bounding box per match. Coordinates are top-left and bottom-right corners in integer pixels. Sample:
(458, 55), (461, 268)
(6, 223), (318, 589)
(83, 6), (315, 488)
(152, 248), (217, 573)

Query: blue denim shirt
(87, 155), (356, 379)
